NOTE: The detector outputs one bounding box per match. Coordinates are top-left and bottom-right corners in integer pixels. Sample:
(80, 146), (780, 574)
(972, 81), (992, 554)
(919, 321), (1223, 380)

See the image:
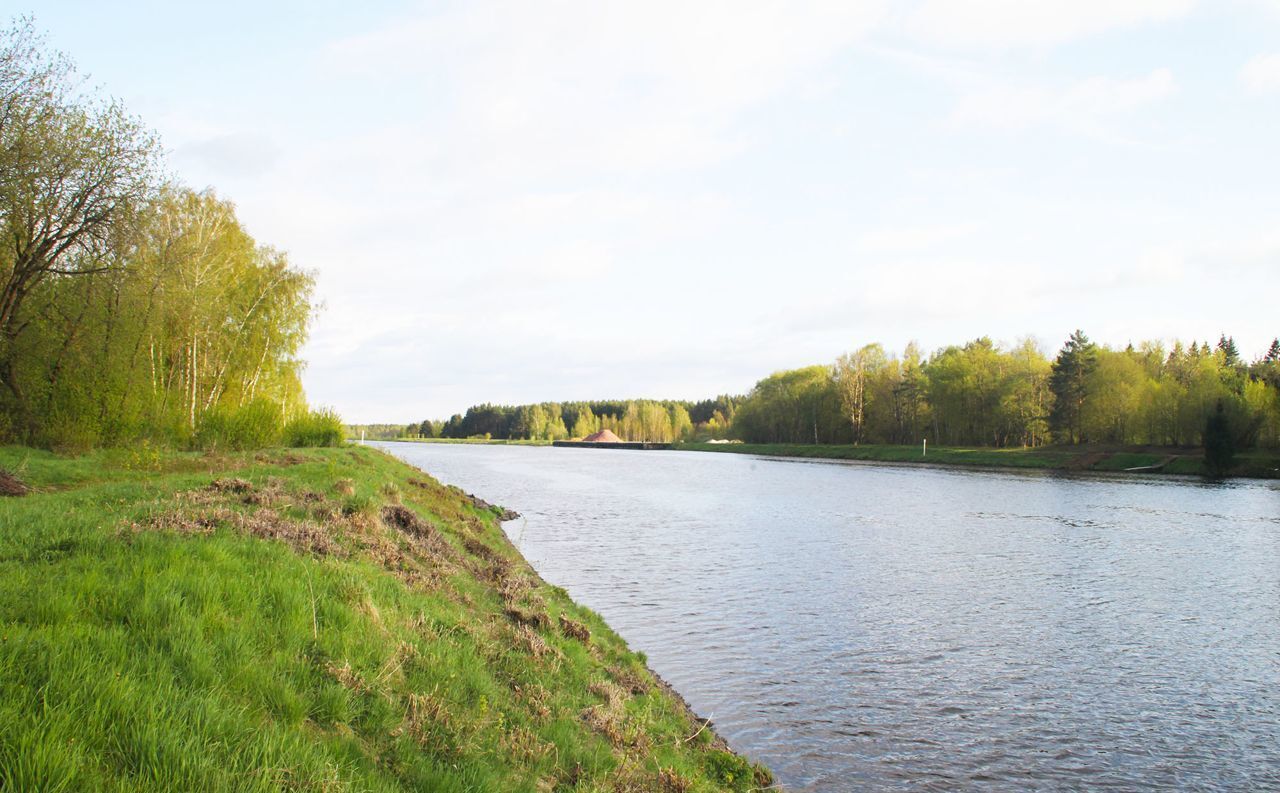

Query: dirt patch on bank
(1065, 452), (1110, 470)
(0, 469), (29, 497)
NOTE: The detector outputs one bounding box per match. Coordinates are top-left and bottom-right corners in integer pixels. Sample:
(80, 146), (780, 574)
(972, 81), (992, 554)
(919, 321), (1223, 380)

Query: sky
(16, 0), (1280, 421)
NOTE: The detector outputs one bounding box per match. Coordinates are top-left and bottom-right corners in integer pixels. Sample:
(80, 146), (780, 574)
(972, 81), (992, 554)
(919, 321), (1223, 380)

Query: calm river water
(377, 442), (1280, 791)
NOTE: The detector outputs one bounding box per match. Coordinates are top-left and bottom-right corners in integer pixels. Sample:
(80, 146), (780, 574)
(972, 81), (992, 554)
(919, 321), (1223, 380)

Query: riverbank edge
(0, 444), (773, 791)
(361, 437), (554, 446)
(672, 442), (1280, 480)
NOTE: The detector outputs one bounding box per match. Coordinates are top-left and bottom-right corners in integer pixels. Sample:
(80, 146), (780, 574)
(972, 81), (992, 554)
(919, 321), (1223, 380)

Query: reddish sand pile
(582, 429), (623, 443)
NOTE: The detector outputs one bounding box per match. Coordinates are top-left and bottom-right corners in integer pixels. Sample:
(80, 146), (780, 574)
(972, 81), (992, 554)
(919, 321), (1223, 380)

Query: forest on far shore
(395, 332), (1280, 452)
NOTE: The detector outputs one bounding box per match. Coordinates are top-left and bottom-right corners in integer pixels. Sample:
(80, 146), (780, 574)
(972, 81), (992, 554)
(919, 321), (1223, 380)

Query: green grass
(675, 442), (1280, 479)
(677, 442), (1075, 469)
(381, 438), (556, 447)
(0, 445), (768, 792)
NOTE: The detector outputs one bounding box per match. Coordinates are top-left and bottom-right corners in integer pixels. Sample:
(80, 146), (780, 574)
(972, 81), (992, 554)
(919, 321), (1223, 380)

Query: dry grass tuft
(208, 477), (253, 494)
(580, 704), (626, 746)
(559, 614), (591, 643)
(130, 479), (341, 557)
(325, 660), (368, 694)
(253, 451), (306, 466)
(242, 477), (288, 506)
(332, 478), (355, 496)
(505, 603), (550, 630)
(401, 691), (450, 742)
(514, 624), (558, 660)
(379, 482), (402, 504)
(497, 574), (532, 605)
(513, 683), (552, 722)
(501, 725), (554, 764)
(133, 506), (236, 536)
(588, 680), (628, 710)
(657, 767), (691, 793)
(0, 469), (29, 497)
(381, 504), (430, 538)
(378, 505), (458, 574)
(239, 508), (341, 556)
(608, 665), (650, 696)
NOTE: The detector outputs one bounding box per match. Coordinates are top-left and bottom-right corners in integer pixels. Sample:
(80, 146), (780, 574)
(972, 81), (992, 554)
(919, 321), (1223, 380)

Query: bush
(195, 400), (283, 451)
(282, 408), (344, 448)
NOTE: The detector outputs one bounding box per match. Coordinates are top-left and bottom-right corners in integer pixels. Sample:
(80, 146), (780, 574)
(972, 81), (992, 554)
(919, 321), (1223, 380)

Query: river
(376, 441), (1280, 791)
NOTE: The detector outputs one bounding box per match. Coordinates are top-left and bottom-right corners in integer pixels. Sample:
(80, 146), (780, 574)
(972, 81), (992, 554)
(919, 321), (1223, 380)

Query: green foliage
(732, 366), (847, 444)
(0, 25), (324, 451)
(283, 409), (345, 447)
(428, 399), (717, 443)
(718, 332), (1280, 461)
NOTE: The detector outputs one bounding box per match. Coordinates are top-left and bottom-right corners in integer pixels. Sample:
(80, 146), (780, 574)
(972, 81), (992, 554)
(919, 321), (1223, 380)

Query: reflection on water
(377, 442), (1280, 791)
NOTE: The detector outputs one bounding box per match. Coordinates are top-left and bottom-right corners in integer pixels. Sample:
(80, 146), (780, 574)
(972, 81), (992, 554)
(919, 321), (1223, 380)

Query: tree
(1203, 400), (1234, 477)
(733, 366), (844, 444)
(1000, 338), (1051, 446)
(0, 22), (160, 429)
(833, 344), (886, 445)
(129, 188), (312, 434)
(571, 405), (597, 439)
(669, 404), (693, 441)
(879, 342), (929, 444)
(1264, 338), (1280, 364)
(1216, 335), (1240, 367)
(1048, 330), (1098, 444)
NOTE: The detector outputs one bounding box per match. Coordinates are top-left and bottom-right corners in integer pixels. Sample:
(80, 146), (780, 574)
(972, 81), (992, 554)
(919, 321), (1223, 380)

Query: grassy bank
(675, 442), (1280, 479)
(368, 437), (555, 447)
(0, 445), (769, 792)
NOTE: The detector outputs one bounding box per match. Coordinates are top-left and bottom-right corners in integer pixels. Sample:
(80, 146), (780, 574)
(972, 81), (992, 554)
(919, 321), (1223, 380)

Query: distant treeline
(406, 397), (741, 443)
(416, 332), (1280, 450)
(0, 23), (338, 449)
(734, 332), (1280, 449)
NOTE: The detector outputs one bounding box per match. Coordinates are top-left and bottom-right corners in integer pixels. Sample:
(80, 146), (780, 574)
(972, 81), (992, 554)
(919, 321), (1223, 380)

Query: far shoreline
(369, 437), (1280, 481)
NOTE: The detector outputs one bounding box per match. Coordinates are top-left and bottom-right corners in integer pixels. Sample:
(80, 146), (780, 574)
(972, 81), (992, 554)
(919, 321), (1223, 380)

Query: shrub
(195, 400), (283, 451)
(283, 408), (344, 448)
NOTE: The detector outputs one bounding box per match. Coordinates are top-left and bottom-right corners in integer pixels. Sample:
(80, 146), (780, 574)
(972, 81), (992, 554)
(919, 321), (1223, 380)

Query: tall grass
(283, 408), (345, 448)
(193, 399), (283, 451)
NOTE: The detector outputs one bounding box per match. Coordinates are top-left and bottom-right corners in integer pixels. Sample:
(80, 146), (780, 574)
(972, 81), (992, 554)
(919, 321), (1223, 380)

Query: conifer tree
(1216, 335), (1241, 367)
(1203, 400), (1235, 477)
(1048, 330), (1098, 444)
(1265, 338), (1280, 363)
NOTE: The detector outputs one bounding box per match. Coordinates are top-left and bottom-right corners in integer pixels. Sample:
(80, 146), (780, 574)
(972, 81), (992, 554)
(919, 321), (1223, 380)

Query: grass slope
(676, 442), (1280, 479)
(372, 439), (554, 447)
(0, 445), (769, 792)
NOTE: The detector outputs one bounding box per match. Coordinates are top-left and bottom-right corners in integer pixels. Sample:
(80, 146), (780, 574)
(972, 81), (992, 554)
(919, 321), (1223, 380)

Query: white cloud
(326, 1), (887, 180)
(948, 68), (1177, 135)
(1239, 53), (1280, 93)
(855, 223), (979, 253)
(173, 132), (282, 179)
(906, 0), (1195, 49)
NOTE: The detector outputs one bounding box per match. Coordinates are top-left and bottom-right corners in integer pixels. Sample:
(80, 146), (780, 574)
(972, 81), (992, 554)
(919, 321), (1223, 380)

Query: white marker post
(922, 438), (927, 457)
(361, 428), (366, 445)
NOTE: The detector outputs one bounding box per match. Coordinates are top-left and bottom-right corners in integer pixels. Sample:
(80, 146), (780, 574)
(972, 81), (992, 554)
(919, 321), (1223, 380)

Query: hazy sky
(22, 1), (1280, 421)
